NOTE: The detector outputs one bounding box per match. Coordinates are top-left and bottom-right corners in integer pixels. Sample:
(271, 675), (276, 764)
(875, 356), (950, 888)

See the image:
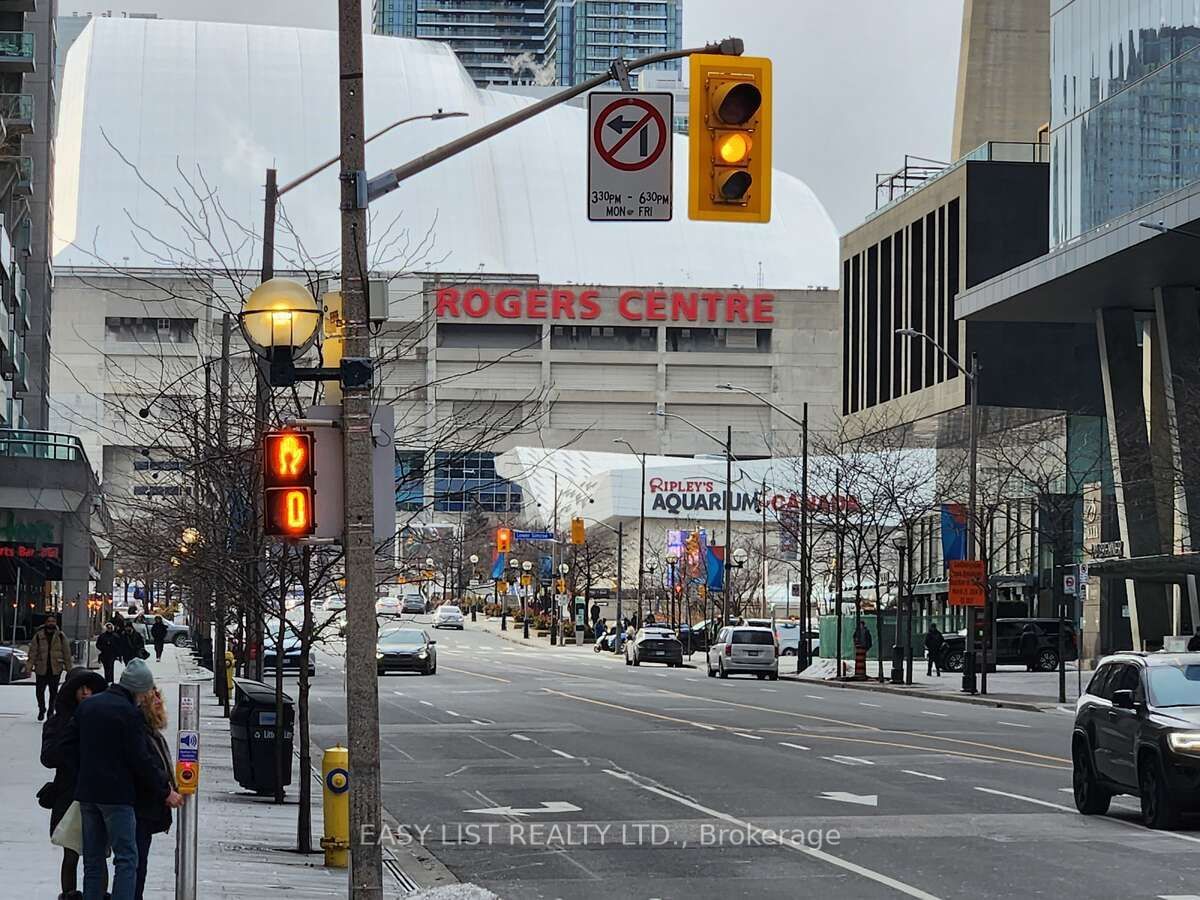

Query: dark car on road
(625, 627), (684, 667)
(0, 646), (29, 683)
(940, 617), (1078, 672)
(401, 596), (427, 615)
(1072, 652), (1200, 829)
(263, 632), (316, 677)
(377, 627), (437, 675)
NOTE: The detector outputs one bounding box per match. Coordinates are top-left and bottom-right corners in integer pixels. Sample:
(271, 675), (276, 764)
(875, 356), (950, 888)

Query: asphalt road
(303, 619), (1200, 900)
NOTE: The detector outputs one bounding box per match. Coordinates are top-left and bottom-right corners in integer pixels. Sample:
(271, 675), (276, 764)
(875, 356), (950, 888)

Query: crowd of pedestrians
(34, 614), (182, 900)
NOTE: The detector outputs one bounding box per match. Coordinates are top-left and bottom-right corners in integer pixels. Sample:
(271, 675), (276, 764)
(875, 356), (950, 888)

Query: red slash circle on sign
(593, 97), (668, 173)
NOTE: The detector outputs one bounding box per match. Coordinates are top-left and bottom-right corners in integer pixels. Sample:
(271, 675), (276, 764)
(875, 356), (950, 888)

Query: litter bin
(229, 679), (294, 795)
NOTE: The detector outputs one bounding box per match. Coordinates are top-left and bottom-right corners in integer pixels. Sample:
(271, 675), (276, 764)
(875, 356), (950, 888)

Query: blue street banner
(941, 503), (967, 568)
(490, 552), (506, 580)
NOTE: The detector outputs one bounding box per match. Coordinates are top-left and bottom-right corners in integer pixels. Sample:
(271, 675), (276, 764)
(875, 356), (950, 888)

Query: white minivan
(707, 626), (779, 680)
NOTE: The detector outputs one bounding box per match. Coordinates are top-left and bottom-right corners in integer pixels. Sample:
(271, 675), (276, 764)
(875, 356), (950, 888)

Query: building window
(550, 325), (656, 350)
(395, 450), (425, 512)
(665, 328), (770, 353)
(104, 317), (196, 344)
(133, 459), (190, 472)
(437, 323), (541, 349)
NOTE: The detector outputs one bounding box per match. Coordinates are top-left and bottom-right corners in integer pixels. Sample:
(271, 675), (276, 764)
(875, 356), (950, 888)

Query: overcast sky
(64, 1), (963, 232)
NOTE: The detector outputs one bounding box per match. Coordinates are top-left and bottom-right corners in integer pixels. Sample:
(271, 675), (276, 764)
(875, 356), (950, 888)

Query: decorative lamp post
(239, 278), (324, 387)
(891, 532), (908, 684)
(469, 554), (480, 621)
(666, 554), (680, 631)
(521, 560), (533, 639)
(644, 559), (658, 625)
(730, 547), (749, 622)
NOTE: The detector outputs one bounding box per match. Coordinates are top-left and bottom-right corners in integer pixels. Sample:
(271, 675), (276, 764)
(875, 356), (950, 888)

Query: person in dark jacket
(149, 617), (168, 662)
(133, 687), (175, 900)
(924, 624), (945, 677)
(65, 659), (182, 900)
(42, 666), (107, 900)
(1188, 629), (1200, 652)
(122, 623), (146, 665)
(1019, 624), (1040, 671)
(96, 623), (121, 684)
(853, 619), (873, 651)
(30, 616), (74, 721)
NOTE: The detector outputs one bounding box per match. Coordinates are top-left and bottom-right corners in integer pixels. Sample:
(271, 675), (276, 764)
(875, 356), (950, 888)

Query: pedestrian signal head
(263, 429), (316, 538)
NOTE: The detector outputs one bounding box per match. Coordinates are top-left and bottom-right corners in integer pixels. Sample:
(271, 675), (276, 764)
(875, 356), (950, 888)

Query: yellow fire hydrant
(321, 745), (350, 868)
(224, 651), (235, 698)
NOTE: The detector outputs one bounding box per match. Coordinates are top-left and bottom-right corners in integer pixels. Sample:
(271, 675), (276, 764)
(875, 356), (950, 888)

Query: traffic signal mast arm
(365, 38), (746, 203)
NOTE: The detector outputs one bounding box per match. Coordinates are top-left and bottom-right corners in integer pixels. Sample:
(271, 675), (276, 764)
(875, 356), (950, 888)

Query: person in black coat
(1188, 629), (1200, 652)
(133, 687), (176, 900)
(96, 623), (121, 684)
(1019, 624), (1040, 671)
(149, 617), (168, 662)
(41, 666), (107, 900)
(122, 623), (147, 664)
(924, 624), (945, 676)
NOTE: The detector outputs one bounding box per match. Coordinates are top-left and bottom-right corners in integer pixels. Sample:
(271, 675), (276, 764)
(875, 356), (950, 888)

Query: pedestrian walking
(66, 659), (183, 900)
(133, 687), (175, 900)
(41, 666), (107, 900)
(590, 602), (600, 625)
(924, 623), (944, 676)
(97, 623), (121, 685)
(30, 615), (74, 721)
(149, 617), (168, 662)
(853, 619), (873, 651)
(1019, 623), (1040, 671)
(122, 623), (147, 664)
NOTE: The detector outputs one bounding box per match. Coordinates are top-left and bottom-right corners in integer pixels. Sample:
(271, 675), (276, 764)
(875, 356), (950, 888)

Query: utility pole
(963, 352), (980, 695)
(798, 402), (809, 673)
(337, 0), (382, 895)
(216, 312), (232, 716)
(723, 425), (733, 624)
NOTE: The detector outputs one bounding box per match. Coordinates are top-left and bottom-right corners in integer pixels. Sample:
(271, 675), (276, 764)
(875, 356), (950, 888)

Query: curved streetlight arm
(278, 110), (469, 198)
(895, 329), (974, 381)
(653, 411), (741, 461)
(715, 383), (805, 429)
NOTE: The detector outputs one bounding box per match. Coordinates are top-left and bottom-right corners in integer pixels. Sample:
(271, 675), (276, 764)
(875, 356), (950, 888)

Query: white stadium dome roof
(53, 18), (838, 288)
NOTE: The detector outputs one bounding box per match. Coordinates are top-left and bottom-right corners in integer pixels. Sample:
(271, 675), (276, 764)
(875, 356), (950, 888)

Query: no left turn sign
(587, 92), (673, 222)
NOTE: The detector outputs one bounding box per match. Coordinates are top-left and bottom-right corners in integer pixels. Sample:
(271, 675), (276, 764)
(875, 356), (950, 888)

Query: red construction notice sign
(948, 560), (987, 607)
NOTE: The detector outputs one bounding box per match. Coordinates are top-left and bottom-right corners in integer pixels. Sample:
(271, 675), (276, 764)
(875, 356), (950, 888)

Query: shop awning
(1086, 553), (1200, 583)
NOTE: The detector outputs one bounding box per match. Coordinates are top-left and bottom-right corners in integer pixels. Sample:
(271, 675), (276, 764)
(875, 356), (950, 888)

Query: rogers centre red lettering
(435, 286), (775, 325)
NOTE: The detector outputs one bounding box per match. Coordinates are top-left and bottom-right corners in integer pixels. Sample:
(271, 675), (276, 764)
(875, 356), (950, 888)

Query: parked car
(0, 646), (29, 683)
(262, 632), (316, 677)
(402, 595), (427, 615)
(376, 628), (437, 675)
(625, 627), (684, 667)
(376, 596), (402, 617)
(132, 615), (190, 647)
(1072, 651), (1200, 829)
(707, 626), (779, 680)
(432, 604), (465, 629)
(940, 618), (1078, 672)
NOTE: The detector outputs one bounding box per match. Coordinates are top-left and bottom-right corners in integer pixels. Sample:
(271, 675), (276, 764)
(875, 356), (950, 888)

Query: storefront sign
(435, 285), (776, 324)
(646, 477), (859, 516)
(0, 542), (61, 560)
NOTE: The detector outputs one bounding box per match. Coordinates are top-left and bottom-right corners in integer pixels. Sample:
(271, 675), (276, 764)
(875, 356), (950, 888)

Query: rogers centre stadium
(47, 17), (842, 527)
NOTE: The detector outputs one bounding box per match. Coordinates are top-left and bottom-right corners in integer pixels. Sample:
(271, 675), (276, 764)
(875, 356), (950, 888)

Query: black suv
(940, 618), (1078, 672)
(1072, 652), (1200, 829)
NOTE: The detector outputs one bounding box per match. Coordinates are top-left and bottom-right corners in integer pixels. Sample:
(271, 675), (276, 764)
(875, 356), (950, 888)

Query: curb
(779, 674), (1057, 712)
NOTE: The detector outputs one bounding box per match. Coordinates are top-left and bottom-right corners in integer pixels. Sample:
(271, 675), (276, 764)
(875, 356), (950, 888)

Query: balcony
(0, 430), (87, 463)
(0, 32), (34, 73)
(0, 94), (33, 133)
(0, 155), (31, 195)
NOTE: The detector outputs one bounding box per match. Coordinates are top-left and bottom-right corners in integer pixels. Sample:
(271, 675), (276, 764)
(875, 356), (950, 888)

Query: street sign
(513, 530), (553, 542)
(948, 560), (987, 607)
(177, 730), (199, 763)
(588, 92), (673, 222)
(1063, 574), (1077, 595)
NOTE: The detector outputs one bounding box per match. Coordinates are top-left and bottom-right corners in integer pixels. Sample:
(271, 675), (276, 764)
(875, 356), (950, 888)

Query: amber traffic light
(496, 527), (512, 553)
(689, 54), (772, 222)
(570, 517), (586, 546)
(263, 430), (315, 537)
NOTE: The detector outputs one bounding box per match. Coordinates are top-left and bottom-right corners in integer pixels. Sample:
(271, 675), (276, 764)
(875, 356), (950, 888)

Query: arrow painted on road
(819, 791), (878, 807)
(606, 115), (639, 135)
(464, 801), (582, 817)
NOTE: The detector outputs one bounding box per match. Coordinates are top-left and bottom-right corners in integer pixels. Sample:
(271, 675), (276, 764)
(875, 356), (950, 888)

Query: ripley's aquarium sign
(646, 478), (860, 516)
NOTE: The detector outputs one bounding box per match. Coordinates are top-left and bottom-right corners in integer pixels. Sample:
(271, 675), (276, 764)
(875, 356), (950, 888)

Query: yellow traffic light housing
(496, 527), (513, 553)
(689, 54), (772, 222)
(571, 517), (586, 546)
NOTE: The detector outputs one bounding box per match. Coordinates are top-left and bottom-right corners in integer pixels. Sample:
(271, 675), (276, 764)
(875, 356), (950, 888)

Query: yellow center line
(543, 689), (1070, 771)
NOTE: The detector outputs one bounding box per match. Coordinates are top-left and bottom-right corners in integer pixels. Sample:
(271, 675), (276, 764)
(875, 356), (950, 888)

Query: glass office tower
(1050, 0), (1200, 244)
(372, 0), (681, 87)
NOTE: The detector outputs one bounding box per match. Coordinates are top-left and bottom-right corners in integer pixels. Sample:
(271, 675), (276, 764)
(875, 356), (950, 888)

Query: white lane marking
(511, 733), (533, 742)
(392, 691), (406, 696)
(921, 711), (949, 718)
(973, 786), (1076, 811)
(1158, 895), (1200, 899)
(903, 770), (945, 782)
(733, 732), (763, 741)
(997, 721), (1031, 728)
(551, 749), (575, 759)
(653, 673), (669, 678)
(806, 694), (825, 700)
(761, 688), (778, 693)
(419, 700), (435, 707)
(820, 791), (878, 807)
(823, 755), (875, 766)
(859, 702), (881, 708)
(692, 722), (716, 731)
(471, 719), (491, 726)
(779, 742), (811, 751)
(603, 768), (943, 900)
(445, 710), (462, 717)
(464, 801), (582, 817)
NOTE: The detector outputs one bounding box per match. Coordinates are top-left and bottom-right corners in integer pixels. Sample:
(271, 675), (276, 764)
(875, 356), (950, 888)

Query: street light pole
(614, 439), (647, 628)
(724, 425), (733, 623)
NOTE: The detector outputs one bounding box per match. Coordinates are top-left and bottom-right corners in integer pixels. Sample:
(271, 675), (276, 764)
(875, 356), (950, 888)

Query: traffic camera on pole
(688, 54), (772, 223)
(263, 429), (316, 537)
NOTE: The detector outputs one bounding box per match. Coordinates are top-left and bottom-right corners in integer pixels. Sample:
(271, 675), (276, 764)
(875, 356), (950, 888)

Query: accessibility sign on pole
(588, 92), (673, 222)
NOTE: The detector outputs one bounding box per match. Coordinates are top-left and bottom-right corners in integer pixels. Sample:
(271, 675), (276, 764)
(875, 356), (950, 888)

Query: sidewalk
(784, 656), (1088, 711)
(0, 646), (345, 899)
